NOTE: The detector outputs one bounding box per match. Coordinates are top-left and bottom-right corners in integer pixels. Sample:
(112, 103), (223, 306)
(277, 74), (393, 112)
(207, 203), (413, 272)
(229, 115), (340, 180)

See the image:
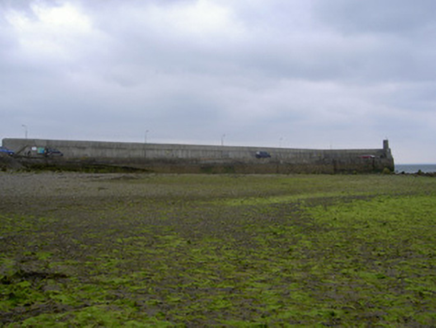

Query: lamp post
(221, 134), (226, 146)
(145, 130), (149, 143)
(22, 124), (28, 139)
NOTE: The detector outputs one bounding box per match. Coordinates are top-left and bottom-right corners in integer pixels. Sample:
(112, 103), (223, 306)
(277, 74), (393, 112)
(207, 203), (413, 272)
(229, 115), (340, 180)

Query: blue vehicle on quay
(0, 146), (14, 156)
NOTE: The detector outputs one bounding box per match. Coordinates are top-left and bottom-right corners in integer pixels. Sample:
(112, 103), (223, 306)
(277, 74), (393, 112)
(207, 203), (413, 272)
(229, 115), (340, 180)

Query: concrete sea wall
(2, 138), (394, 174)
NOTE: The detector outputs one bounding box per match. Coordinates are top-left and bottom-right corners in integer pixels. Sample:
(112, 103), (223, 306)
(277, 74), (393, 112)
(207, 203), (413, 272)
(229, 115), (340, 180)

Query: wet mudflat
(1, 172), (436, 326)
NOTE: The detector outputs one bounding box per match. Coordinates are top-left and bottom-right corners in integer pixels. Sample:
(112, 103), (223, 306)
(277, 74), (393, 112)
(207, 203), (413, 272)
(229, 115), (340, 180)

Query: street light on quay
(145, 130), (149, 143)
(221, 134), (226, 146)
(22, 124), (28, 139)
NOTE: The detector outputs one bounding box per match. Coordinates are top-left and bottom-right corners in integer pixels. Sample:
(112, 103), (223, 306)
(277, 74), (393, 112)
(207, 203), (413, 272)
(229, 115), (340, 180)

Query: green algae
(1, 174), (436, 326)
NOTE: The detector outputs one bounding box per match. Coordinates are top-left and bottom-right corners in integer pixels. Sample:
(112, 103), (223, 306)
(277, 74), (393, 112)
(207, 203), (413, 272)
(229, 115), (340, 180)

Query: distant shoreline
(395, 164), (436, 174)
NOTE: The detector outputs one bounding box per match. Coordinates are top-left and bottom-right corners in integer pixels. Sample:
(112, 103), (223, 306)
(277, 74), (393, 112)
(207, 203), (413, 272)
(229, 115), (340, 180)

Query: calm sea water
(395, 164), (436, 174)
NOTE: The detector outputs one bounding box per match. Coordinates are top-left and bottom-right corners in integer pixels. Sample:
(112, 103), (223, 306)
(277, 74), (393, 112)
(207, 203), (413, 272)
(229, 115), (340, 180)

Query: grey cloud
(314, 0), (436, 35)
(310, 0), (436, 84)
(0, 0), (35, 12)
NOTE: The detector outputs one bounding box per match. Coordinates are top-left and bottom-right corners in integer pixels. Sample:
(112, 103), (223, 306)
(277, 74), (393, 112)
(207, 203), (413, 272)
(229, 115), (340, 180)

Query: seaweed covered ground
(1, 172), (436, 327)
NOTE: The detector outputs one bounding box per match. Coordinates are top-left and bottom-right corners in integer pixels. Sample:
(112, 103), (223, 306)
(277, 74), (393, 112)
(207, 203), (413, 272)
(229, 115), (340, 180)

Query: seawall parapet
(2, 138), (394, 174)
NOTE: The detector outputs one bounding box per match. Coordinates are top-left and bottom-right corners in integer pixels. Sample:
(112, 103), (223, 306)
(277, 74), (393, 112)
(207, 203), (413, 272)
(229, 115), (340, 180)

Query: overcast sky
(1, 0), (435, 163)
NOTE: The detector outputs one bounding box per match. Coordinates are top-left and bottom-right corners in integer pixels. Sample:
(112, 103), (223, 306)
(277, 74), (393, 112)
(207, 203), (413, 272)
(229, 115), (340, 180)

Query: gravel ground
(0, 172), (148, 216)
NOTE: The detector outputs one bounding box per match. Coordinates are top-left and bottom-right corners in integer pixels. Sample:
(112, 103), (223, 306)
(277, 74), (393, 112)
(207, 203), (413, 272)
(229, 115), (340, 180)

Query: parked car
(0, 146), (14, 156)
(255, 151), (271, 159)
(45, 148), (63, 157)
